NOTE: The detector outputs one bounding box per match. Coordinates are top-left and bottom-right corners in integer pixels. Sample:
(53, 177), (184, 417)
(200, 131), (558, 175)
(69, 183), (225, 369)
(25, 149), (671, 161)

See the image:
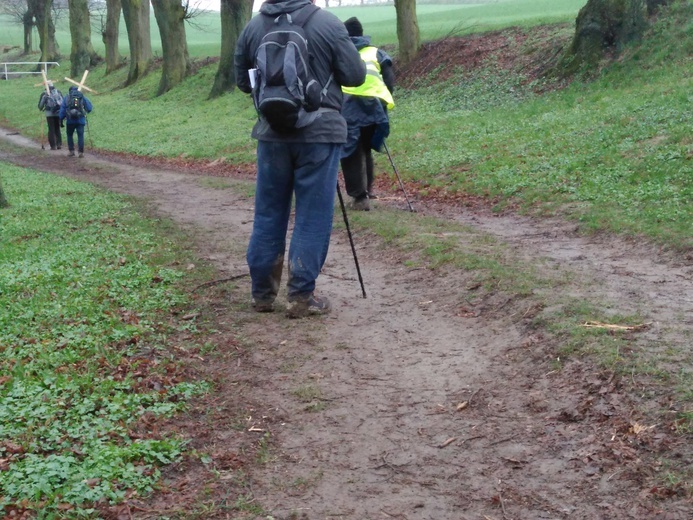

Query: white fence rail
(1, 62), (60, 79)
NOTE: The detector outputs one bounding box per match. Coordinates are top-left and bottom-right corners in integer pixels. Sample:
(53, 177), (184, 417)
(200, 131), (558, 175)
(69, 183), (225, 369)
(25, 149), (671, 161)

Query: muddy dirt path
(2, 128), (691, 519)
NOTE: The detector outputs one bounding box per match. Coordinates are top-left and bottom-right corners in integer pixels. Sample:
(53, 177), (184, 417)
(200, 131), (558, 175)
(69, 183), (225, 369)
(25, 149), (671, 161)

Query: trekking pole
(39, 112), (45, 150)
(383, 141), (414, 212)
(336, 183), (367, 298)
(85, 117), (94, 149)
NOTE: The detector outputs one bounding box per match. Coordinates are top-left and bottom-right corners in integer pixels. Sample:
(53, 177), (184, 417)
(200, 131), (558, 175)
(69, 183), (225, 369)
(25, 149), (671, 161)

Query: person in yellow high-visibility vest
(340, 17), (395, 211)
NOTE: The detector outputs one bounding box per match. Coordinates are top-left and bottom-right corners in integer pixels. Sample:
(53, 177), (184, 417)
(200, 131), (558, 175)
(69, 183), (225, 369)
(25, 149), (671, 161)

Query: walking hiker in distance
(340, 16), (395, 211)
(37, 81), (64, 150)
(59, 86), (93, 158)
(234, 0), (366, 318)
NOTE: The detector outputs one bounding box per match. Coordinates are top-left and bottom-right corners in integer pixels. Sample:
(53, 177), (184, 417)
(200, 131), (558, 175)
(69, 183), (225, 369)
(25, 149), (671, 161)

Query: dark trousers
(340, 124), (376, 200)
(46, 116), (62, 149)
(66, 123), (85, 153)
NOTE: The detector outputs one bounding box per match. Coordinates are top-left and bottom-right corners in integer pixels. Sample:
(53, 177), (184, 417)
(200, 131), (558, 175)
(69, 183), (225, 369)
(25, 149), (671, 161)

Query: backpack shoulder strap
(290, 4), (320, 28)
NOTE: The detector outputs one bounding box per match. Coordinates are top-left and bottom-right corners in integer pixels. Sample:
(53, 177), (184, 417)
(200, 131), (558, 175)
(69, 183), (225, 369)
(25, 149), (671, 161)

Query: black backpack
(66, 91), (85, 118)
(253, 5), (326, 133)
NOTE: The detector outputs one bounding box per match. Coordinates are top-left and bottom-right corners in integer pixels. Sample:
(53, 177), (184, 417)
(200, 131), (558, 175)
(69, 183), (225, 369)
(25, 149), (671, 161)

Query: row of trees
(1, 0), (675, 99)
(1, 0), (421, 98)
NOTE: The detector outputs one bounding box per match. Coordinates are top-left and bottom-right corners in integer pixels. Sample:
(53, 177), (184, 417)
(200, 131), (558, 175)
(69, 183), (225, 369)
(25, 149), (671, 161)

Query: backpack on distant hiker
(253, 4), (328, 133)
(66, 91), (86, 119)
(44, 90), (63, 112)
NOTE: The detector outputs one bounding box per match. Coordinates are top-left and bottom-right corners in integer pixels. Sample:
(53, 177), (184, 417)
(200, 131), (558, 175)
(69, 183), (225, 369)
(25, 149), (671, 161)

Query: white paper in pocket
(248, 68), (258, 89)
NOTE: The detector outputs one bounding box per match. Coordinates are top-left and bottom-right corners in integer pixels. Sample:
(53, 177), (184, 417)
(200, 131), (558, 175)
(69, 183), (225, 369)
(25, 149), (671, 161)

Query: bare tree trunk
(559, 0), (648, 75)
(23, 11), (33, 54)
(28, 0), (59, 63)
(209, 0), (252, 99)
(102, 0), (123, 74)
(151, 0), (191, 95)
(394, 0), (420, 67)
(68, 0), (101, 78)
(121, 0), (153, 85)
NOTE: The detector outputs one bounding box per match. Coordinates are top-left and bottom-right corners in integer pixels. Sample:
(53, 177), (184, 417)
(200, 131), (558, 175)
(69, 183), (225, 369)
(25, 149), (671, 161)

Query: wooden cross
(64, 70), (97, 94)
(34, 70), (55, 95)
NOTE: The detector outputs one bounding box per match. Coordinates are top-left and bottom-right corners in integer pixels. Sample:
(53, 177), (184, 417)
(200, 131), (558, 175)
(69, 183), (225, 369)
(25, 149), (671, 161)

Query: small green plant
(256, 432), (274, 464)
(291, 384), (323, 402)
(234, 493), (264, 515)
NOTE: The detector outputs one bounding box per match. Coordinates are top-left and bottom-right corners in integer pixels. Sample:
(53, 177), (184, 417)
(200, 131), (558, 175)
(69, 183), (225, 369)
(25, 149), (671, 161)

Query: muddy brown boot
(286, 294), (331, 318)
(251, 298), (275, 313)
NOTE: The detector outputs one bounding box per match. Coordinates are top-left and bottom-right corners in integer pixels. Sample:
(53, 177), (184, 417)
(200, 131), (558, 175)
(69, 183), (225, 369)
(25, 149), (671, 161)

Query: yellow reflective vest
(342, 46), (394, 109)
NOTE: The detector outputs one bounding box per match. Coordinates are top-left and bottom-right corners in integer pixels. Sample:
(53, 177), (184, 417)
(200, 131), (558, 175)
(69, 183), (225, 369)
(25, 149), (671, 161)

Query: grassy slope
(0, 0), (690, 250)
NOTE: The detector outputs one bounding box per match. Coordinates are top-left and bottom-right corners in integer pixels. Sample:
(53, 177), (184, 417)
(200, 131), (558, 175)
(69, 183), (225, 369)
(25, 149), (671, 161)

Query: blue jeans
(66, 123), (85, 153)
(248, 141), (341, 303)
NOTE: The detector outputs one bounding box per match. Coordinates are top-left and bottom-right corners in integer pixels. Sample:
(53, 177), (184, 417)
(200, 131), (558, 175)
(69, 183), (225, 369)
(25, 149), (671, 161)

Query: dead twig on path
(581, 320), (650, 331)
(438, 437), (457, 448)
(380, 508), (409, 519)
(192, 272), (249, 292)
(488, 433), (519, 446)
(373, 454), (414, 482)
(468, 388), (481, 406)
(322, 271), (357, 282)
(607, 469), (625, 481)
(499, 492), (508, 518)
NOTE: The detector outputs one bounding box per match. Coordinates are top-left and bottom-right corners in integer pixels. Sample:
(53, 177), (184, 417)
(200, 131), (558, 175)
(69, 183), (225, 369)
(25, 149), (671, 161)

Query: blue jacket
(341, 36), (394, 157)
(59, 86), (93, 125)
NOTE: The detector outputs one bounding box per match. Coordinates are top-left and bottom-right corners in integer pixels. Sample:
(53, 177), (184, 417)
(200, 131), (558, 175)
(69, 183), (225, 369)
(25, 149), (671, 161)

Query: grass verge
(0, 165), (211, 517)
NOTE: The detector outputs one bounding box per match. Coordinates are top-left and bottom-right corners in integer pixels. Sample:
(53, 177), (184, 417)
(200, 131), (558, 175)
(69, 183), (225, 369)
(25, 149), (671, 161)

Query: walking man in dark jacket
(340, 17), (395, 211)
(37, 81), (63, 150)
(235, 0), (366, 318)
(59, 86), (93, 158)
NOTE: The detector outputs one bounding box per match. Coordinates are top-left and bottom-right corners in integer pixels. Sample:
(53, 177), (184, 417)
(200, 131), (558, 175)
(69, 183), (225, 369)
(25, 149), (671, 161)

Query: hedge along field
(0, 1), (691, 250)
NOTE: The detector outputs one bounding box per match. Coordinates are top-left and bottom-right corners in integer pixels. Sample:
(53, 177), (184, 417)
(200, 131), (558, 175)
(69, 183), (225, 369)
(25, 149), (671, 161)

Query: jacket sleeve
(84, 97), (93, 113)
(59, 99), (66, 121)
(234, 25), (254, 94)
(38, 93), (46, 111)
(380, 62), (395, 95)
(377, 49), (395, 94)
